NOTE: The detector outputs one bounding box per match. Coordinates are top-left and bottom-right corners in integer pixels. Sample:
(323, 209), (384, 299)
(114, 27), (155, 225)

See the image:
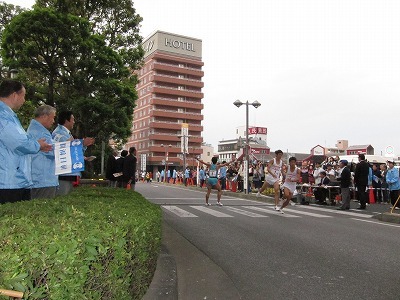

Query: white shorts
(264, 174), (279, 186)
(281, 182), (296, 194)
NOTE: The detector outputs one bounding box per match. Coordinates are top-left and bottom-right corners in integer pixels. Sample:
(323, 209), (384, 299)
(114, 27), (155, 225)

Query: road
(136, 182), (400, 300)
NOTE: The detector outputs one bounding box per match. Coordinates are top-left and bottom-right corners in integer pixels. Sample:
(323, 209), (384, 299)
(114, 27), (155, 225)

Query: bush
(0, 187), (162, 299)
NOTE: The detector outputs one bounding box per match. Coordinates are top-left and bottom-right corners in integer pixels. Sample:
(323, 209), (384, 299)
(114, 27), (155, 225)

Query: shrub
(0, 187), (162, 299)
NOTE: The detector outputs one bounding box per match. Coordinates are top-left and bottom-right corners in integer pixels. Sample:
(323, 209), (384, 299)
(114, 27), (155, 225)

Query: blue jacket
(386, 167), (400, 191)
(27, 119), (58, 188)
(52, 124), (81, 177)
(219, 166), (227, 178)
(0, 102), (40, 189)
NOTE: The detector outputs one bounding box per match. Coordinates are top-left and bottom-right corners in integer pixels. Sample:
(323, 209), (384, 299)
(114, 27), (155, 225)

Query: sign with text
(248, 127), (267, 135)
(181, 123), (189, 154)
(54, 140), (85, 175)
(312, 145), (325, 156)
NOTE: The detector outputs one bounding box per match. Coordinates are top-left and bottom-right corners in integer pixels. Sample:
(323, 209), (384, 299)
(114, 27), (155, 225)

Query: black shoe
(337, 207), (345, 210)
(356, 207), (366, 210)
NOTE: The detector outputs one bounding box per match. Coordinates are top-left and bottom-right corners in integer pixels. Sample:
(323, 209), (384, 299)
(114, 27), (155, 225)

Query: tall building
(125, 31), (204, 175)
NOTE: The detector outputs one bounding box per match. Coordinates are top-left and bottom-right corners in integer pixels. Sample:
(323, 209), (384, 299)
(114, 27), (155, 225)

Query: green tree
(0, 1), (25, 79)
(2, 8), (138, 176)
(35, 0), (145, 69)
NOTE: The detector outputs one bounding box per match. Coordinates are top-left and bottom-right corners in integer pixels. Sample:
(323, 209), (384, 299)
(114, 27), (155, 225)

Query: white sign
(181, 123), (189, 154)
(141, 154), (147, 171)
(312, 146), (325, 156)
(54, 140), (85, 175)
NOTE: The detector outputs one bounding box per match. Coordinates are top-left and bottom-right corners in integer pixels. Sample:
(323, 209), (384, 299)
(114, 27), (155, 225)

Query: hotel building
(125, 31), (204, 174)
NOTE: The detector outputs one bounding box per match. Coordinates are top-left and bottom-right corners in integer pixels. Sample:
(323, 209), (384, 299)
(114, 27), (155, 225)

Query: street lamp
(233, 99), (261, 194)
(161, 144), (172, 183)
(0, 65), (18, 79)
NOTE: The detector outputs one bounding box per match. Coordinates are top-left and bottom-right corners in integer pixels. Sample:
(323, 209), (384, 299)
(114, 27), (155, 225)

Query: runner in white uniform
(257, 150), (285, 210)
(278, 156), (300, 213)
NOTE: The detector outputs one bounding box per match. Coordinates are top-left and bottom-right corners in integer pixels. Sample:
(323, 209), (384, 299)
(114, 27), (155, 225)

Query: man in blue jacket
(386, 160), (400, 210)
(0, 80), (52, 203)
(52, 111), (95, 195)
(27, 105), (58, 199)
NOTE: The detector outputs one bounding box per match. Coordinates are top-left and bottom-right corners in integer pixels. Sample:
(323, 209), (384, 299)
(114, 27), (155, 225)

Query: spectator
(326, 164), (336, 182)
(123, 147), (137, 190)
(252, 163), (262, 191)
(105, 150), (118, 187)
(199, 167), (206, 187)
(156, 170), (160, 182)
(0, 80), (52, 203)
(172, 168), (177, 184)
(336, 160), (352, 210)
(354, 153), (370, 209)
(300, 161), (309, 183)
(313, 162), (324, 185)
(314, 171), (330, 205)
(52, 110), (95, 195)
(219, 162), (227, 190)
(371, 164), (382, 203)
(27, 105), (58, 199)
(380, 164), (389, 204)
(115, 150), (128, 188)
(386, 160), (400, 210)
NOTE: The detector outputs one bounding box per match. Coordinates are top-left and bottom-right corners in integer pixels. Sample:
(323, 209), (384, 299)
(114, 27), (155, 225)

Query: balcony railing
(153, 84), (202, 94)
(153, 62), (203, 72)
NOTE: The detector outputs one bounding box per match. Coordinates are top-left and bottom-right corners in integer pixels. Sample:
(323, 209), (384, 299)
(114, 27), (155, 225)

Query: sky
(4, 0), (400, 156)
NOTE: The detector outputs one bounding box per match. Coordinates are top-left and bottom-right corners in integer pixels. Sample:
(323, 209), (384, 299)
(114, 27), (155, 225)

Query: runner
(257, 149), (285, 210)
(195, 156), (234, 206)
(278, 157), (300, 213)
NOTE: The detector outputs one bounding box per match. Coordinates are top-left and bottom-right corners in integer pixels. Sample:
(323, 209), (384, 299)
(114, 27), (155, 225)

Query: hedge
(0, 187), (162, 299)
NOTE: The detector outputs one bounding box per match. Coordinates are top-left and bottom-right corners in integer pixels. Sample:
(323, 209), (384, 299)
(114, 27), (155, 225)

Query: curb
(142, 244), (178, 300)
(372, 212), (400, 224)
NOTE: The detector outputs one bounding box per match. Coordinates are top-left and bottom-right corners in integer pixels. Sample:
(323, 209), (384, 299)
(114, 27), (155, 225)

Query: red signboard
(248, 127), (267, 135)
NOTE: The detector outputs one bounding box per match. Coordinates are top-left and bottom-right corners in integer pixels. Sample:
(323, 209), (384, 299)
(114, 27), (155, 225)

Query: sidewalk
(142, 184), (400, 299)
(143, 221), (241, 300)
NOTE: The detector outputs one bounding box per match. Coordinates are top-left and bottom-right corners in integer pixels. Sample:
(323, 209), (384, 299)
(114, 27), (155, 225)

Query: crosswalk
(162, 204), (376, 219)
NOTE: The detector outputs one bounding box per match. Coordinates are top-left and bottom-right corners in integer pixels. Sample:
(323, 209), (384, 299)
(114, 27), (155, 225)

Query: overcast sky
(5, 0), (400, 156)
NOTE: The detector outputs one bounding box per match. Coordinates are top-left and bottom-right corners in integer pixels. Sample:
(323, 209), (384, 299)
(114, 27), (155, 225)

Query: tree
(2, 8), (138, 146)
(35, 0), (145, 69)
(0, 1), (25, 79)
(1, 2), (145, 175)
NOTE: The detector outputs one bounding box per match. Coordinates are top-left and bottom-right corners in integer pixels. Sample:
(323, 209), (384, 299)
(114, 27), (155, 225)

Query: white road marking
(351, 218), (400, 228)
(299, 205), (374, 218)
(162, 206), (198, 217)
(225, 206), (269, 217)
(190, 206), (233, 217)
(243, 206), (299, 218)
(279, 208), (332, 218)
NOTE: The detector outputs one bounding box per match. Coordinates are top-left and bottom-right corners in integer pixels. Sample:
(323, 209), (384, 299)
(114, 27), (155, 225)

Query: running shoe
(274, 206), (280, 211)
(256, 192), (261, 197)
(216, 202), (223, 206)
(205, 203), (211, 206)
(278, 208), (284, 214)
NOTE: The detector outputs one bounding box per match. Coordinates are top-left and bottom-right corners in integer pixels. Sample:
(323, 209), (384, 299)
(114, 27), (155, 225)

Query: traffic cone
(369, 187), (375, 204)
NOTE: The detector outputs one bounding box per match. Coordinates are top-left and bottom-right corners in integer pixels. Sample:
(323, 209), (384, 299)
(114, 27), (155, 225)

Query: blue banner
(54, 140), (85, 175)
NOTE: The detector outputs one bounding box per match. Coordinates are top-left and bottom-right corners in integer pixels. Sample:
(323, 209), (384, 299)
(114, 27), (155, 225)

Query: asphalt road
(137, 182), (400, 300)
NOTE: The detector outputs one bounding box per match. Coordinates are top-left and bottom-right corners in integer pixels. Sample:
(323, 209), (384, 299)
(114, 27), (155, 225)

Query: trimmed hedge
(0, 187), (162, 299)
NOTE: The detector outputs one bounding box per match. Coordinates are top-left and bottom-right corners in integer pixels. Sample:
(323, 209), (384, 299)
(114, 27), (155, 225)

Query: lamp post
(233, 100), (261, 194)
(161, 144), (172, 183)
(0, 66), (18, 79)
